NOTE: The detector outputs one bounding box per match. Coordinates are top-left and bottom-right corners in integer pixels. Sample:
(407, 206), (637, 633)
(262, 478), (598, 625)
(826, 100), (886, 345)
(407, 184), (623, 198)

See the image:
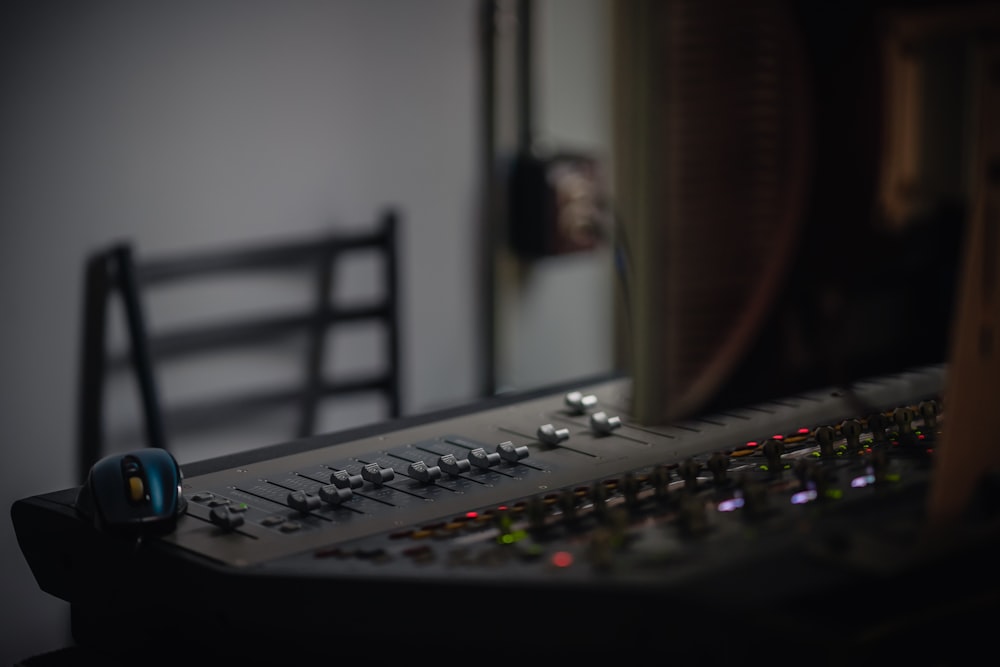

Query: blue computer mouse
(76, 448), (187, 533)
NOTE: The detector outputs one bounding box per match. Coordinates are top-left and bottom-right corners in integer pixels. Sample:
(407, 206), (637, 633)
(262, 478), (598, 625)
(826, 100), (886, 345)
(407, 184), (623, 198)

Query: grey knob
(361, 462), (395, 486)
(209, 505), (245, 530)
(330, 469), (364, 489)
(468, 447), (502, 469)
(319, 484), (353, 505)
(438, 453), (471, 476)
(590, 411), (622, 435)
(496, 441), (529, 462)
(538, 423), (570, 445)
(565, 391), (598, 414)
(287, 491), (321, 513)
(407, 460), (442, 483)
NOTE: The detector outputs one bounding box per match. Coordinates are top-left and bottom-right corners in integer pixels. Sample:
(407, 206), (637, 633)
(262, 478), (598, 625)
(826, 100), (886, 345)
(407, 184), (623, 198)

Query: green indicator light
(760, 465), (769, 472)
(825, 489), (843, 500)
(497, 529), (528, 545)
(886, 473), (901, 482)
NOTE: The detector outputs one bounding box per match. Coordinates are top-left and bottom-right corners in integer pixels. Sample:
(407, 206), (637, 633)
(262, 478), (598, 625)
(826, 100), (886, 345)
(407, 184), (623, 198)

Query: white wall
(0, 0), (613, 663)
(0, 1), (481, 662)
(494, 0), (616, 393)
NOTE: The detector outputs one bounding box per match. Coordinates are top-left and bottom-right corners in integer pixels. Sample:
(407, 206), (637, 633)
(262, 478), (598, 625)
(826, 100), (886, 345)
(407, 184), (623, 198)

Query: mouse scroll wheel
(127, 476), (145, 502)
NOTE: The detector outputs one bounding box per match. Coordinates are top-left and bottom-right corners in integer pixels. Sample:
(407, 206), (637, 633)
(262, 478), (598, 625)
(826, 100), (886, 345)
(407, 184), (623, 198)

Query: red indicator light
(551, 551), (574, 568)
(497, 505), (509, 511)
(797, 428), (810, 434)
(746, 441), (758, 448)
(772, 434), (784, 440)
(465, 511), (478, 519)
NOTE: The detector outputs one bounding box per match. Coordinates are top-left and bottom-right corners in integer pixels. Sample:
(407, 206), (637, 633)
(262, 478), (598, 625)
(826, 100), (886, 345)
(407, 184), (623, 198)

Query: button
(127, 476), (145, 502)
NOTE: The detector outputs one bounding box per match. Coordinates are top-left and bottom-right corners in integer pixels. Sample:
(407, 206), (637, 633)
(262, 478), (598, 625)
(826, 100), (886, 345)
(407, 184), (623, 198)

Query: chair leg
(113, 245), (168, 452)
(76, 252), (112, 484)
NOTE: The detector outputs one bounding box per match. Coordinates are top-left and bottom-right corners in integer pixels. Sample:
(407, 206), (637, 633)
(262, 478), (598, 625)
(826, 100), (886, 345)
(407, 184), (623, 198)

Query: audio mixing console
(12, 363), (1000, 664)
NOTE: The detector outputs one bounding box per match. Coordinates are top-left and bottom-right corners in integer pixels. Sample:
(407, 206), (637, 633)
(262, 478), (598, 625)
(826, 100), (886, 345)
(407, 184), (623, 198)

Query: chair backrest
(76, 209), (402, 483)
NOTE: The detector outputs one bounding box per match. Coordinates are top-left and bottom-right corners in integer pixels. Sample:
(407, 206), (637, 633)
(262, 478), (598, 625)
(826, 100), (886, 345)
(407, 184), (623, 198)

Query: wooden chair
(75, 209), (402, 483)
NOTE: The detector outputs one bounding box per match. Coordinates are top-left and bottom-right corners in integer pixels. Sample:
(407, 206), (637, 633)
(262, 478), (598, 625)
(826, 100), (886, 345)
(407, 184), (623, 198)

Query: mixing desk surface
(12, 364), (1000, 664)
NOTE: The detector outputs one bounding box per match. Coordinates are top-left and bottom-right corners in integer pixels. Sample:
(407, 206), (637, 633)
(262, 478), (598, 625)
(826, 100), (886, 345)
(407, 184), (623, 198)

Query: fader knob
(651, 464), (671, 502)
(558, 489), (579, 521)
(762, 438), (785, 474)
(287, 491), (321, 514)
(330, 470), (364, 489)
(893, 406), (917, 445)
(565, 391), (598, 414)
(468, 447), (502, 469)
(840, 419), (863, 450)
(679, 458), (701, 491)
(209, 505), (245, 530)
(707, 452), (730, 485)
(319, 484), (353, 505)
(538, 423), (570, 446)
(438, 453), (472, 476)
(623, 472), (641, 508)
(407, 460), (442, 483)
(866, 413), (889, 443)
(590, 480), (610, 517)
(496, 441), (530, 462)
(814, 425), (836, 458)
(919, 400), (940, 430)
(590, 411), (622, 435)
(361, 462), (394, 486)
